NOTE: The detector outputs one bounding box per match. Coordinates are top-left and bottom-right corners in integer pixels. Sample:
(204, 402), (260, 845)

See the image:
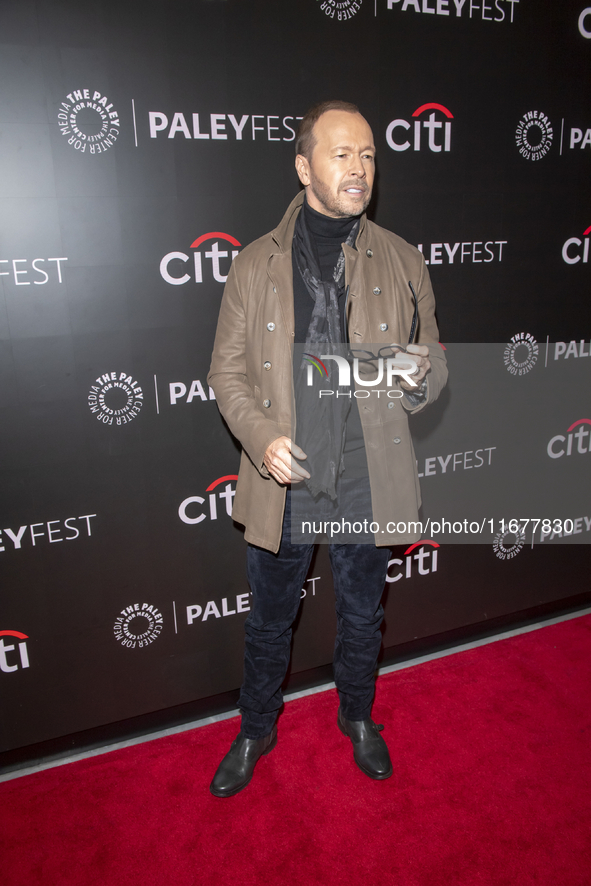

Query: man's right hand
(263, 437), (310, 485)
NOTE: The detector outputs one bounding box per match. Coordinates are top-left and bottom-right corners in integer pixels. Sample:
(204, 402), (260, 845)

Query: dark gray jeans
(238, 489), (390, 739)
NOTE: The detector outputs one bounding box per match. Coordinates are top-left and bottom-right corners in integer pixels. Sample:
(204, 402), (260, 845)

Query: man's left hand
(397, 343), (430, 391)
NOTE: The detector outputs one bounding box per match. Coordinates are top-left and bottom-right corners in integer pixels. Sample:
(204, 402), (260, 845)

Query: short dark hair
(295, 100), (361, 160)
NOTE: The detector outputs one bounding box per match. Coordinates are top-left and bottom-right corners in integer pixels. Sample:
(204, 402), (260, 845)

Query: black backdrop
(1, 0), (590, 763)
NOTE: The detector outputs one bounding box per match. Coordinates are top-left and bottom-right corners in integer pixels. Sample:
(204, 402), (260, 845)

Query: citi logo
(562, 225), (591, 265)
(160, 232), (241, 285)
(547, 419), (591, 459)
(178, 474), (238, 525)
(386, 103), (453, 153)
(386, 540), (439, 582)
(0, 631), (30, 673)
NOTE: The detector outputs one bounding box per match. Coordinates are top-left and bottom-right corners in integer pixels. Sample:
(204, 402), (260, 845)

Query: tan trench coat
(208, 191), (448, 553)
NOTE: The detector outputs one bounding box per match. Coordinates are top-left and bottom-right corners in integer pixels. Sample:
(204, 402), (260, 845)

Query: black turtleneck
(292, 197), (368, 478)
(293, 198), (358, 341)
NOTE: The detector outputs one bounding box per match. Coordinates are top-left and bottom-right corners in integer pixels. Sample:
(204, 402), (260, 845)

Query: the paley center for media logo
(58, 89), (120, 154)
(515, 111), (553, 161)
(493, 526), (525, 560)
(316, 0), (362, 19)
(88, 372), (144, 426)
(114, 604), (163, 649)
(503, 333), (539, 376)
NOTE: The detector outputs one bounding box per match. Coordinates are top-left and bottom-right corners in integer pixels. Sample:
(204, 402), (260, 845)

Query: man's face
(295, 110), (375, 218)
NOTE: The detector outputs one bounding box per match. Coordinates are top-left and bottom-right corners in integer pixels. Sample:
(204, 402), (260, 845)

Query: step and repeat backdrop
(1, 0), (590, 757)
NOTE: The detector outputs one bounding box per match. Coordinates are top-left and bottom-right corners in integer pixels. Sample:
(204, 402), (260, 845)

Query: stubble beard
(307, 171), (371, 219)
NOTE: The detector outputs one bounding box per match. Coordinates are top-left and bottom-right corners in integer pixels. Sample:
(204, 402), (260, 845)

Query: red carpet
(1, 614), (590, 886)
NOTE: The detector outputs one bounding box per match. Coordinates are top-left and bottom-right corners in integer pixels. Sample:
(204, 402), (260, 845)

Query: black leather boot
(338, 708), (393, 780)
(209, 725), (277, 797)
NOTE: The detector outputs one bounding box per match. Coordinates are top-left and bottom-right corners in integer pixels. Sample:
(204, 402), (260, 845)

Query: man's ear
(295, 154), (311, 187)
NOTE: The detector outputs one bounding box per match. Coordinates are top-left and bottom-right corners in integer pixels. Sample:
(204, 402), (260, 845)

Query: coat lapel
(267, 191), (305, 339)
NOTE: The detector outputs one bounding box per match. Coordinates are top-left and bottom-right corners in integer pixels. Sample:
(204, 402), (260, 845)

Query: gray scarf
(292, 208), (359, 499)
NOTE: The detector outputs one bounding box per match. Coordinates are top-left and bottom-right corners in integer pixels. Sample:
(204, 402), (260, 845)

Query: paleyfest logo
(58, 89), (120, 154)
(515, 111), (553, 161)
(148, 112), (302, 143)
(385, 0), (520, 23)
(317, 0), (362, 19)
(88, 372), (144, 426)
(503, 333), (539, 376)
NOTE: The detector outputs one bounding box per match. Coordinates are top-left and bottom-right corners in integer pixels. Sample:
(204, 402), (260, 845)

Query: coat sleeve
(403, 255), (448, 414)
(207, 260), (284, 476)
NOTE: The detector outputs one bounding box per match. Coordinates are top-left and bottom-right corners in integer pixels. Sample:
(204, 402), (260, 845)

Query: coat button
(263, 361), (271, 370)
(273, 287), (276, 293)
(379, 323), (388, 332)
(366, 249), (373, 258)
(263, 399), (271, 408)
(392, 433), (401, 439)
(388, 404), (395, 410)
(373, 287), (381, 295)
(267, 322), (275, 331)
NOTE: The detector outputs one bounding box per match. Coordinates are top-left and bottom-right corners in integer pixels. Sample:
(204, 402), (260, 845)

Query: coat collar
(271, 189), (372, 254)
(268, 190), (373, 339)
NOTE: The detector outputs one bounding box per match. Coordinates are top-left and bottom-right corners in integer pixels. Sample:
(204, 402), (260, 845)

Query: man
(207, 101), (447, 797)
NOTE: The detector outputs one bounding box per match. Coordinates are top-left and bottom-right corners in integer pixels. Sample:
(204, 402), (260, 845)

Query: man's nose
(348, 155), (366, 177)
